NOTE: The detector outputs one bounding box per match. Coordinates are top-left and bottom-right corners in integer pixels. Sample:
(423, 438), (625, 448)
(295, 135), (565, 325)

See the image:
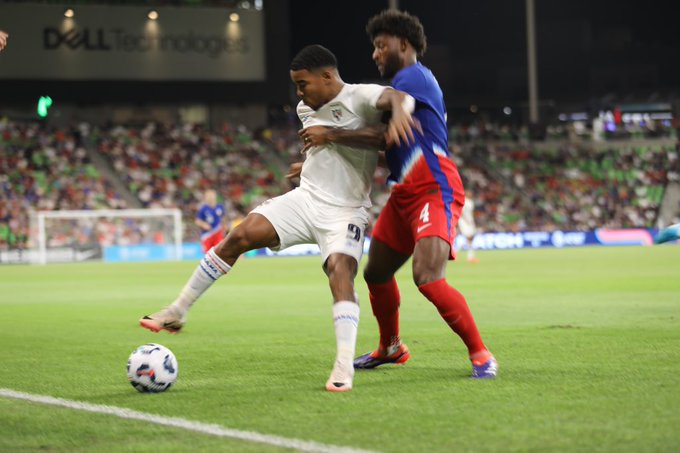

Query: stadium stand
(0, 120), (128, 250)
(2, 115), (679, 252)
(94, 122), (290, 241)
(454, 140), (680, 232)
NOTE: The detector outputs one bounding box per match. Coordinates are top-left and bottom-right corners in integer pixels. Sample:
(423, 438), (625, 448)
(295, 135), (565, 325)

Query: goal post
(32, 208), (183, 265)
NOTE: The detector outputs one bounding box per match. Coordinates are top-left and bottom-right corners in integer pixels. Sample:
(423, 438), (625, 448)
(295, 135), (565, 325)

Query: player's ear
(321, 68), (334, 83)
(400, 38), (408, 52)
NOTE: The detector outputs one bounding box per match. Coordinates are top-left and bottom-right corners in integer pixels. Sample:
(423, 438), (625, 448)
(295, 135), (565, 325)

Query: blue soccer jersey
(196, 203), (225, 239)
(387, 62), (453, 188)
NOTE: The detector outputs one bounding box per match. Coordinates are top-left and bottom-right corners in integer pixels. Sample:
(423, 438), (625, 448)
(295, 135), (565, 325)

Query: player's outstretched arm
(375, 88), (420, 147)
(297, 87), (418, 152)
(299, 125), (387, 153)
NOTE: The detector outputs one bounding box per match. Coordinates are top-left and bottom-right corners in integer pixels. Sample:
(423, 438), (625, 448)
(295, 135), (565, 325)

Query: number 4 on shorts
(419, 202), (430, 223)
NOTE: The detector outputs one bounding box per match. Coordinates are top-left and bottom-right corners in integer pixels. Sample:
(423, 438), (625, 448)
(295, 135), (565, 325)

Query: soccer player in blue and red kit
(195, 189), (226, 253)
(303, 10), (497, 378)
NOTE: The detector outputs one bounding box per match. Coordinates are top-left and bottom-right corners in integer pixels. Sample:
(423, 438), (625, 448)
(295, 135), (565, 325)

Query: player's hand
(286, 162), (303, 179)
(0, 31), (8, 51)
(386, 107), (422, 147)
(298, 126), (333, 153)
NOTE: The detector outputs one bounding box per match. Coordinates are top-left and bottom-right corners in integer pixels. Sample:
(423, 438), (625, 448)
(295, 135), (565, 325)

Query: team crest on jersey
(329, 104), (343, 122)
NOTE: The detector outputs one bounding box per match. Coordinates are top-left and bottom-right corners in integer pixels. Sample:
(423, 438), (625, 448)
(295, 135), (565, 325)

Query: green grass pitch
(1, 245), (679, 452)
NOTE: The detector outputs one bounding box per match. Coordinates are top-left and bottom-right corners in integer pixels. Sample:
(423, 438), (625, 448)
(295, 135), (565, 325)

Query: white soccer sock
(171, 247), (231, 313)
(468, 248), (476, 259)
(332, 301), (360, 365)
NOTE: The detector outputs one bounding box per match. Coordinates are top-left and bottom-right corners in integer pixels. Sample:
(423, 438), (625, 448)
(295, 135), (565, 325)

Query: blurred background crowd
(2, 116), (678, 251)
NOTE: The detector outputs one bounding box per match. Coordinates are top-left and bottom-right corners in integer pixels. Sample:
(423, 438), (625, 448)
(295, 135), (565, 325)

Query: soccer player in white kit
(458, 196), (479, 263)
(139, 44), (417, 392)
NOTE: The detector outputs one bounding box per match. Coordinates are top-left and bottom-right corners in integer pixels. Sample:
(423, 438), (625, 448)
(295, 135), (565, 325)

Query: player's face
(205, 190), (217, 206)
(372, 33), (403, 79)
(290, 68), (328, 110)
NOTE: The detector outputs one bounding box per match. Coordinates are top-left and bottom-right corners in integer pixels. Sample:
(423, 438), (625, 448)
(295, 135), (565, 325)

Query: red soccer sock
(418, 278), (487, 357)
(367, 278), (401, 351)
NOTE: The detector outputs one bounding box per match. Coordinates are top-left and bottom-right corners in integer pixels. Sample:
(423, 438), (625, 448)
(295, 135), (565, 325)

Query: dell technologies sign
(0, 4), (265, 81)
(42, 27), (249, 58)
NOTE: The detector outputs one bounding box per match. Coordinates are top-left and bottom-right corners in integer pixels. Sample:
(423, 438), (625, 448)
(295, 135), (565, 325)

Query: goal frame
(33, 208), (183, 265)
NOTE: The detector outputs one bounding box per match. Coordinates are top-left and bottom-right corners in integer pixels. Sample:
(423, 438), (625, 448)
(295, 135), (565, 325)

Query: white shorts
(458, 216), (477, 238)
(251, 188), (369, 264)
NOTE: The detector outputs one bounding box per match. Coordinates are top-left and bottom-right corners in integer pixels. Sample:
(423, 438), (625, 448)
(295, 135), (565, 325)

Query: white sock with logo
(171, 247), (231, 314)
(332, 301), (360, 366)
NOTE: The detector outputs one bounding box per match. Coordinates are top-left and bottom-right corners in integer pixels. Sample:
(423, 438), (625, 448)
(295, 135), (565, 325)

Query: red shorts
(371, 184), (464, 260)
(201, 229), (225, 253)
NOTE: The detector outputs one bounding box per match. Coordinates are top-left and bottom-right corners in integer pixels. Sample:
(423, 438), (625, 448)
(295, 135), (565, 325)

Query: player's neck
(402, 54), (418, 69)
(326, 80), (345, 103)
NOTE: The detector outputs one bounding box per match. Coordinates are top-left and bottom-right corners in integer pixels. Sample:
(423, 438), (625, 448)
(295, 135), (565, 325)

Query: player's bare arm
(194, 218), (211, 231)
(285, 161), (304, 179)
(375, 88), (420, 146)
(0, 31), (8, 51)
(298, 87), (418, 152)
(299, 124), (387, 153)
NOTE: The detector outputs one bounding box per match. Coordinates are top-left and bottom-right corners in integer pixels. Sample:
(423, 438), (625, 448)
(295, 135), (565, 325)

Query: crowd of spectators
(0, 120), (127, 250)
(448, 118), (678, 144)
(453, 141), (680, 232)
(2, 116), (679, 252)
(95, 122), (288, 241)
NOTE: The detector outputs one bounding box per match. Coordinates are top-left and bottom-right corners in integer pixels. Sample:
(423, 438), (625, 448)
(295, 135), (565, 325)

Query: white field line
(0, 388), (378, 453)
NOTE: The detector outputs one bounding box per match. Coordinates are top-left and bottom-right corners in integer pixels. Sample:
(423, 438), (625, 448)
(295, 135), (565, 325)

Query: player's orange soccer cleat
(139, 306), (186, 334)
(353, 343), (410, 369)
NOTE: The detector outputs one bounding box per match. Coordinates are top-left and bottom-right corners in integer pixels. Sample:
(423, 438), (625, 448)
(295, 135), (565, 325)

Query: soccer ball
(127, 343), (178, 393)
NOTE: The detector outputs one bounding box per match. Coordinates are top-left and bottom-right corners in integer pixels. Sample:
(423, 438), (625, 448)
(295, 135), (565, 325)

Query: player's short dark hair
(366, 10), (427, 57)
(290, 45), (338, 71)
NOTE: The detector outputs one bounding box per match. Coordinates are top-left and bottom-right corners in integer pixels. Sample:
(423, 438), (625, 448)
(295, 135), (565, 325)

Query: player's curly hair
(366, 10), (427, 57)
(290, 44), (338, 71)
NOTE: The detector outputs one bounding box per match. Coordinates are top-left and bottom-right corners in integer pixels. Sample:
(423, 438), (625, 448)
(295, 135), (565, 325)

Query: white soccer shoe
(139, 306), (186, 334)
(325, 358), (354, 392)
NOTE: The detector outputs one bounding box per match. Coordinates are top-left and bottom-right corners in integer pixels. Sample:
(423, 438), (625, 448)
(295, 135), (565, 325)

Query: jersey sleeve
(195, 206), (206, 221)
(352, 83), (388, 118)
(392, 70), (432, 109)
(296, 101), (314, 126)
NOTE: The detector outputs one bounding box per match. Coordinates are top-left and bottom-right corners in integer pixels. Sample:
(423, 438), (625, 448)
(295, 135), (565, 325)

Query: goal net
(30, 209), (183, 264)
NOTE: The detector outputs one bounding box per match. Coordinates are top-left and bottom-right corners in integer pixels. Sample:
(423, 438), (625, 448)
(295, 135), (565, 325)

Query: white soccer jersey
(459, 196), (477, 237)
(461, 197), (475, 222)
(297, 83), (387, 208)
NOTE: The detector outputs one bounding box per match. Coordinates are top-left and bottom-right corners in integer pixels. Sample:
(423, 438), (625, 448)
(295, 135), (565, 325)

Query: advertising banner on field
(103, 243), (202, 262)
(97, 228), (668, 263)
(0, 4), (265, 81)
(454, 228), (660, 251)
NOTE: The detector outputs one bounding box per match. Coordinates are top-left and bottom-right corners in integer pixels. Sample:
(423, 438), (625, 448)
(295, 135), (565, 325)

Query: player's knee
(326, 255), (357, 281)
(363, 266), (378, 283)
(412, 263), (445, 287)
(363, 264), (389, 284)
(216, 227), (251, 259)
